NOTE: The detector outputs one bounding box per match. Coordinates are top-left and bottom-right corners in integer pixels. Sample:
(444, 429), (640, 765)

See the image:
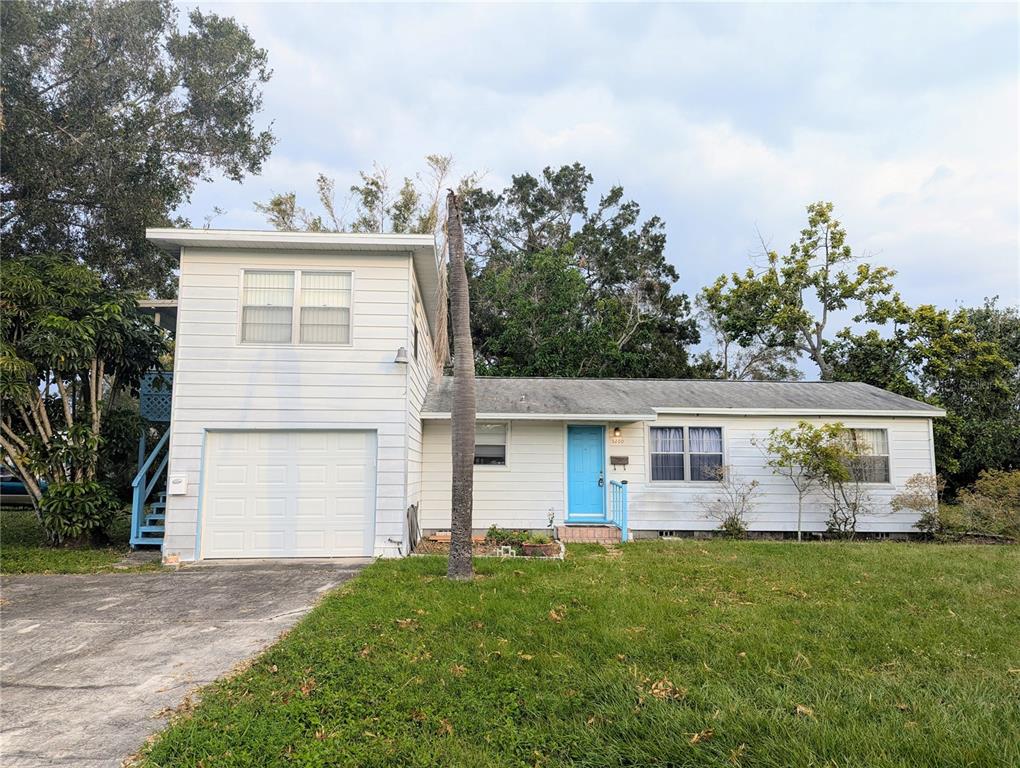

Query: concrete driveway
(0, 559), (369, 767)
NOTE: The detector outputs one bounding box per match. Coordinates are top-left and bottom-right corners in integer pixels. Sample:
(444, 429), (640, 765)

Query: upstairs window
(846, 428), (890, 483)
(241, 271), (293, 343)
(474, 423), (507, 466)
(650, 426), (724, 482)
(300, 272), (352, 344)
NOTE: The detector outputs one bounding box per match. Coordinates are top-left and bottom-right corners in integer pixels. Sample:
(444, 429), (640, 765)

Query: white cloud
(180, 2), (1019, 309)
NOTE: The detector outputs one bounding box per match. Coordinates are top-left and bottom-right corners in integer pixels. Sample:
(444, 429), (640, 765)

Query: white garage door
(201, 430), (377, 558)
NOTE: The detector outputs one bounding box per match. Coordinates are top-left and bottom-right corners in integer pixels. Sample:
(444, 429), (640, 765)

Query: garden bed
(414, 528), (565, 559)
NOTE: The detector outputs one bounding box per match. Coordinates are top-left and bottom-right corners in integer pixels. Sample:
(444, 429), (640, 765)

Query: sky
(179, 2), (1020, 320)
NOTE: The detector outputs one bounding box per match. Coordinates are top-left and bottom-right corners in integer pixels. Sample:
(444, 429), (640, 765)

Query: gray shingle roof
(422, 377), (943, 417)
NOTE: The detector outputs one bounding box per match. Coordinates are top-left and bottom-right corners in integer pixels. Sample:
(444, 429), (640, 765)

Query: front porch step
(557, 525), (622, 544)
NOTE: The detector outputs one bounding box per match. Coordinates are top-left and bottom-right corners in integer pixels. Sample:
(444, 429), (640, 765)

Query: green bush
(102, 509), (134, 546)
(957, 469), (1020, 540)
(485, 525), (527, 546)
(524, 532), (552, 545)
(916, 470), (1020, 541)
(40, 481), (120, 544)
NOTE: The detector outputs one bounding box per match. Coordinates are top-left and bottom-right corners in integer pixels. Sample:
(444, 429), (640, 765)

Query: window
(650, 427), (684, 481)
(241, 270), (353, 345)
(300, 271), (351, 344)
(845, 428), (890, 483)
(413, 323), (419, 361)
(650, 426), (723, 482)
(474, 423), (507, 466)
(241, 271), (293, 343)
(688, 427), (724, 481)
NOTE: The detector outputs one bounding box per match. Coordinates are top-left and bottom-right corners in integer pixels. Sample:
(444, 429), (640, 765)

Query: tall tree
(445, 191), (475, 581)
(705, 202), (898, 379)
(1, 0), (274, 294)
(0, 256), (169, 515)
(695, 284), (802, 381)
(462, 164), (699, 378)
(829, 301), (1018, 491)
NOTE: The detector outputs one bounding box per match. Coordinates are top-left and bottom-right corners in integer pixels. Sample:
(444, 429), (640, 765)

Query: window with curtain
(688, 427), (724, 481)
(300, 272), (352, 344)
(474, 423), (507, 465)
(650, 427), (685, 481)
(846, 428), (890, 483)
(241, 271), (294, 343)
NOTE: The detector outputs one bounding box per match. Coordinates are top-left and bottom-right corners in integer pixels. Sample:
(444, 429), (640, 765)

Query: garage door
(201, 430), (377, 558)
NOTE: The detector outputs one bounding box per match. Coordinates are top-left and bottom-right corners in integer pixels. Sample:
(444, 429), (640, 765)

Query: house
(137, 228), (944, 562)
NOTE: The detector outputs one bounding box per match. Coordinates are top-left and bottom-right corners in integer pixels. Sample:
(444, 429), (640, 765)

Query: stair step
(149, 502), (166, 511)
(139, 525), (165, 534)
(556, 525), (622, 544)
(145, 515), (165, 524)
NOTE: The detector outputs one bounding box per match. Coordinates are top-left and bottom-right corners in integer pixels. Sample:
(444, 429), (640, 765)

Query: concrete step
(557, 525), (622, 544)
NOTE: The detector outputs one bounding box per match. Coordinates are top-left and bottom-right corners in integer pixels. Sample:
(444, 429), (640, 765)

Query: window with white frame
(845, 428), (890, 483)
(241, 271), (294, 343)
(650, 426), (723, 481)
(241, 270), (352, 345)
(474, 423), (507, 466)
(300, 271), (352, 344)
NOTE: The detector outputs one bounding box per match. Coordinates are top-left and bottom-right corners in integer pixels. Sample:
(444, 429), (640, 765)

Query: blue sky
(180, 2), (1019, 315)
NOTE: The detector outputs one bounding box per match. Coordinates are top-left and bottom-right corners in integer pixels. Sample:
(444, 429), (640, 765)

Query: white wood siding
(164, 247), (415, 561)
(404, 264), (438, 545)
(420, 421), (565, 530)
(420, 415), (937, 534)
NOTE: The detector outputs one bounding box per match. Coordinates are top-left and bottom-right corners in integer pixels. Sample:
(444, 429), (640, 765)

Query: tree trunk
(446, 190), (476, 581)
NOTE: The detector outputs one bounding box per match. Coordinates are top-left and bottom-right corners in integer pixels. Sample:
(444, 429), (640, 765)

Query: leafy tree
(829, 301), (1018, 492)
(705, 202), (898, 380)
(1, 0), (275, 294)
(758, 422), (845, 541)
(445, 192), (475, 581)
(695, 286), (802, 380)
(462, 164), (699, 378)
(0, 257), (169, 522)
(255, 155), (458, 238)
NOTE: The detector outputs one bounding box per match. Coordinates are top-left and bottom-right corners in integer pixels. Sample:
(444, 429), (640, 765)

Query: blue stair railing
(130, 429), (170, 548)
(608, 480), (630, 542)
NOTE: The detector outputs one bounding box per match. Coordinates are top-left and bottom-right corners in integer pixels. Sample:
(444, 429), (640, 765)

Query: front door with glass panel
(567, 425), (606, 522)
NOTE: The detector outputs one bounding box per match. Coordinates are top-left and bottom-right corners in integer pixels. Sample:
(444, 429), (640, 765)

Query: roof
(421, 377), (945, 419)
(146, 228), (440, 335)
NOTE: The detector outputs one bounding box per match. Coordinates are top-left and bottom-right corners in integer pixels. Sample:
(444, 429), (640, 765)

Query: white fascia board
(421, 412), (652, 422)
(145, 228), (434, 252)
(650, 407), (946, 418)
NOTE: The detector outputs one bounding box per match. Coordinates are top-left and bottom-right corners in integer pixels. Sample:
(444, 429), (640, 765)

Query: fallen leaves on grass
(795, 704), (815, 718)
(395, 618), (420, 630)
(437, 718), (454, 736)
(450, 664), (467, 677)
(689, 728), (713, 744)
(299, 678), (316, 697)
(730, 744), (748, 764)
(548, 606), (565, 622)
(649, 677), (686, 701)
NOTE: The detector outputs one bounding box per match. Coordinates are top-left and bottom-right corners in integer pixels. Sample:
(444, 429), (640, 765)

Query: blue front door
(567, 426), (606, 521)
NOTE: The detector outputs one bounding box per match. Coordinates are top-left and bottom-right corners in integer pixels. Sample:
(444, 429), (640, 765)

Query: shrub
(485, 525), (527, 546)
(956, 469), (1020, 540)
(102, 509), (134, 546)
(39, 481), (120, 545)
(524, 533), (551, 545)
(893, 474), (943, 536)
(699, 465), (757, 539)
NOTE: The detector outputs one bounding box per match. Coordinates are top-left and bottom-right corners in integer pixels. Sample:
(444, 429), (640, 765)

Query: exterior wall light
(613, 426), (622, 438)
(394, 347), (409, 364)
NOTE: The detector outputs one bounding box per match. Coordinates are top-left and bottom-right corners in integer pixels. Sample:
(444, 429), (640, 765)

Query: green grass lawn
(142, 541), (1019, 768)
(0, 507), (140, 574)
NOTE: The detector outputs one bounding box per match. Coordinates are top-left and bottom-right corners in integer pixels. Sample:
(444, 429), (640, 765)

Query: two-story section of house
(146, 229), (439, 562)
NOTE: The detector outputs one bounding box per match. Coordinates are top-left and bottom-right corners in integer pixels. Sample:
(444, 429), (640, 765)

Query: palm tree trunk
(446, 190), (475, 581)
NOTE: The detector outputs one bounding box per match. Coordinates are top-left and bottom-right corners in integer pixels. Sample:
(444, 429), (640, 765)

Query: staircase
(557, 525), (622, 545)
(133, 491), (167, 547)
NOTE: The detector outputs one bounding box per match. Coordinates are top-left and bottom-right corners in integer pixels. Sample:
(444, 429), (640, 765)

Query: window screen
(300, 272), (352, 344)
(474, 423), (507, 465)
(241, 271), (294, 343)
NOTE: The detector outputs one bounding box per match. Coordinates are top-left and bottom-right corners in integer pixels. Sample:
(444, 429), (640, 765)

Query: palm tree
(446, 190), (475, 580)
